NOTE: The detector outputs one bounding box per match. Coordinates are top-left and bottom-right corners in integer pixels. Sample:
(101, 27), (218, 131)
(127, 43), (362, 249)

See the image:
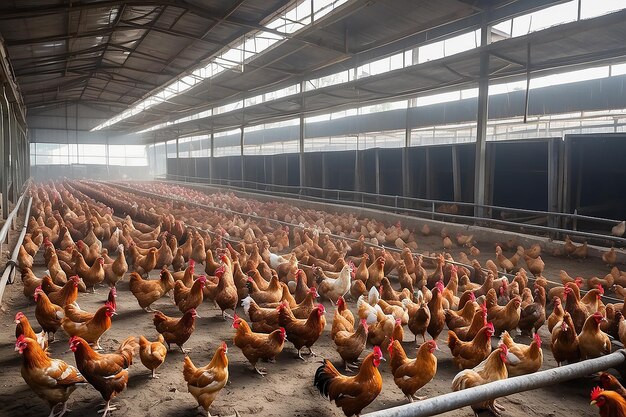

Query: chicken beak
(379, 356), (386, 362)
(590, 400), (596, 406)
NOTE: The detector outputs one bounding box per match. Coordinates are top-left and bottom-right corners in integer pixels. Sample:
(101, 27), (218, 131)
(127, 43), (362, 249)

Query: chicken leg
(254, 365), (267, 376)
(53, 401), (71, 417)
(151, 369), (159, 379)
(97, 400), (116, 417)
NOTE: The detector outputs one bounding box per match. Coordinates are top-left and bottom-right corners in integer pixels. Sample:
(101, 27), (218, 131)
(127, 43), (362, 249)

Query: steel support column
(452, 145), (461, 201)
(240, 127), (244, 183)
(402, 105), (411, 199)
(474, 23), (491, 218)
(209, 132), (214, 182)
(2, 88), (10, 219)
(299, 81), (305, 188)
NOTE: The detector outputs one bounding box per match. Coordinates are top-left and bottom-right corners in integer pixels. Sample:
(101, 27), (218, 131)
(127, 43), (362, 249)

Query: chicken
(612, 221), (626, 237)
(444, 293), (478, 331)
(139, 335), (168, 379)
(15, 335), (86, 417)
(278, 303), (326, 360)
(332, 295), (356, 338)
(133, 247), (158, 276)
(214, 262), (239, 320)
(129, 270), (175, 312)
(183, 342), (229, 417)
(44, 275), (80, 307)
(82, 257), (105, 292)
(451, 343), (514, 416)
(500, 331), (543, 377)
(15, 312), (48, 351)
(69, 335), (137, 417)
(518, 285), (546, 336)
(153, 309), (197, 353)
(579, 311), (611, 360)
(61, 302), (116, 350)
(603, 247), (618, 267)
(447, 323), (495, 370)
(547, 297), (565, 333)
(564, 285), (590, 333)
(524, 255), (544, 276)
(487, 295), (522, 336)
(317, 264), (352, 304)
(241, 296), (281, 333)
(232, 314), (285, 375)
(590, 386), (626, 417)
(454, 304), (488, 342)
(18, 244), (34, 270)
(333, 319), (369, 371)
(34, 287), (64, 342)
(314, 346), (384, 417)
(550, 312), (580, 365)
(22, 267), (43, 299)
(387, 339), (438, 402)
(246, 273), (282, 305)
(65, 287), (116, 323)
(599, 372), (626, 399)
(403, 296), (431, 343)
(427, 281), (446, 341)
(103, 244), (128, 287)
(495, 245), (514, 272)
(366, 256), (385, 289)
(174, 275), (207, 314)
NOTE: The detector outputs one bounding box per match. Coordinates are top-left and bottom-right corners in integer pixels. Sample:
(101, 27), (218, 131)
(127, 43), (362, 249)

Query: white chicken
(317, 264), (352, 305)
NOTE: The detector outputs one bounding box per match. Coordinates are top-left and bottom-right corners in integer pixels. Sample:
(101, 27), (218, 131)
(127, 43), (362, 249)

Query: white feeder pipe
(364, 350), (626, 417)
(0, 196), (32, 303)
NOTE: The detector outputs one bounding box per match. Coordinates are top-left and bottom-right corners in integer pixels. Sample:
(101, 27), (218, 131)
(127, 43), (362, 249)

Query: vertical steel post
(473, 21), (491, 218)
(452, 145), (461, 201)
(209, 132), (215, 183)
(2, 87), (10, 219)
(299, 81), (305, 188)
(240, 127), (244, 185)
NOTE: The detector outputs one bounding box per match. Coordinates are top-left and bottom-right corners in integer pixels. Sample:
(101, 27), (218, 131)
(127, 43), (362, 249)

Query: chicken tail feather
(314, 359), (340, 399)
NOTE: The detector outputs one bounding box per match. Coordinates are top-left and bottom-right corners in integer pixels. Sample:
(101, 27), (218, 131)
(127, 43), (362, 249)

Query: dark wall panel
(325, 151), (356, 191)
(491, 140), (550, 211)
(429, 146), (454, 201)
(566, 134), (626, 220)
(360, 149), (377, 194)
(378, 148), (403, 196)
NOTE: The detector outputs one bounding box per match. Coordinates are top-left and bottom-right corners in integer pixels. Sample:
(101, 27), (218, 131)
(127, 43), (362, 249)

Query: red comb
(591, 386), (604, 401)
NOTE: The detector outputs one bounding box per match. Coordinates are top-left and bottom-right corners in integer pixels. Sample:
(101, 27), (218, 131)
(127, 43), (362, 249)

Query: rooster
(15, 335), (86, 417)
(314, 346), (384, 417)
(452, 343), (516, 416)
(232, 314), (286, 375)
(183, 342), (230, 417)
(69, 335), (137, 417)
(590, 386), (626, 417)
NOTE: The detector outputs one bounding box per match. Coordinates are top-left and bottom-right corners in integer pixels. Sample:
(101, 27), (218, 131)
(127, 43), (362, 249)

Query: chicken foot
(97, 400), (116, 417)
(143, 306), (155, 313)
(253, 365), (267, 376)
(50, 402), (71, 417)
(178, 345), (190, 354)
(221, 310), (234, 320)
(151, 369), (160, 379)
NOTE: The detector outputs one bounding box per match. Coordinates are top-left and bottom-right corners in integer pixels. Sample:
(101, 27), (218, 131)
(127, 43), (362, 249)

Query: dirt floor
(0, 189), (620, 417)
